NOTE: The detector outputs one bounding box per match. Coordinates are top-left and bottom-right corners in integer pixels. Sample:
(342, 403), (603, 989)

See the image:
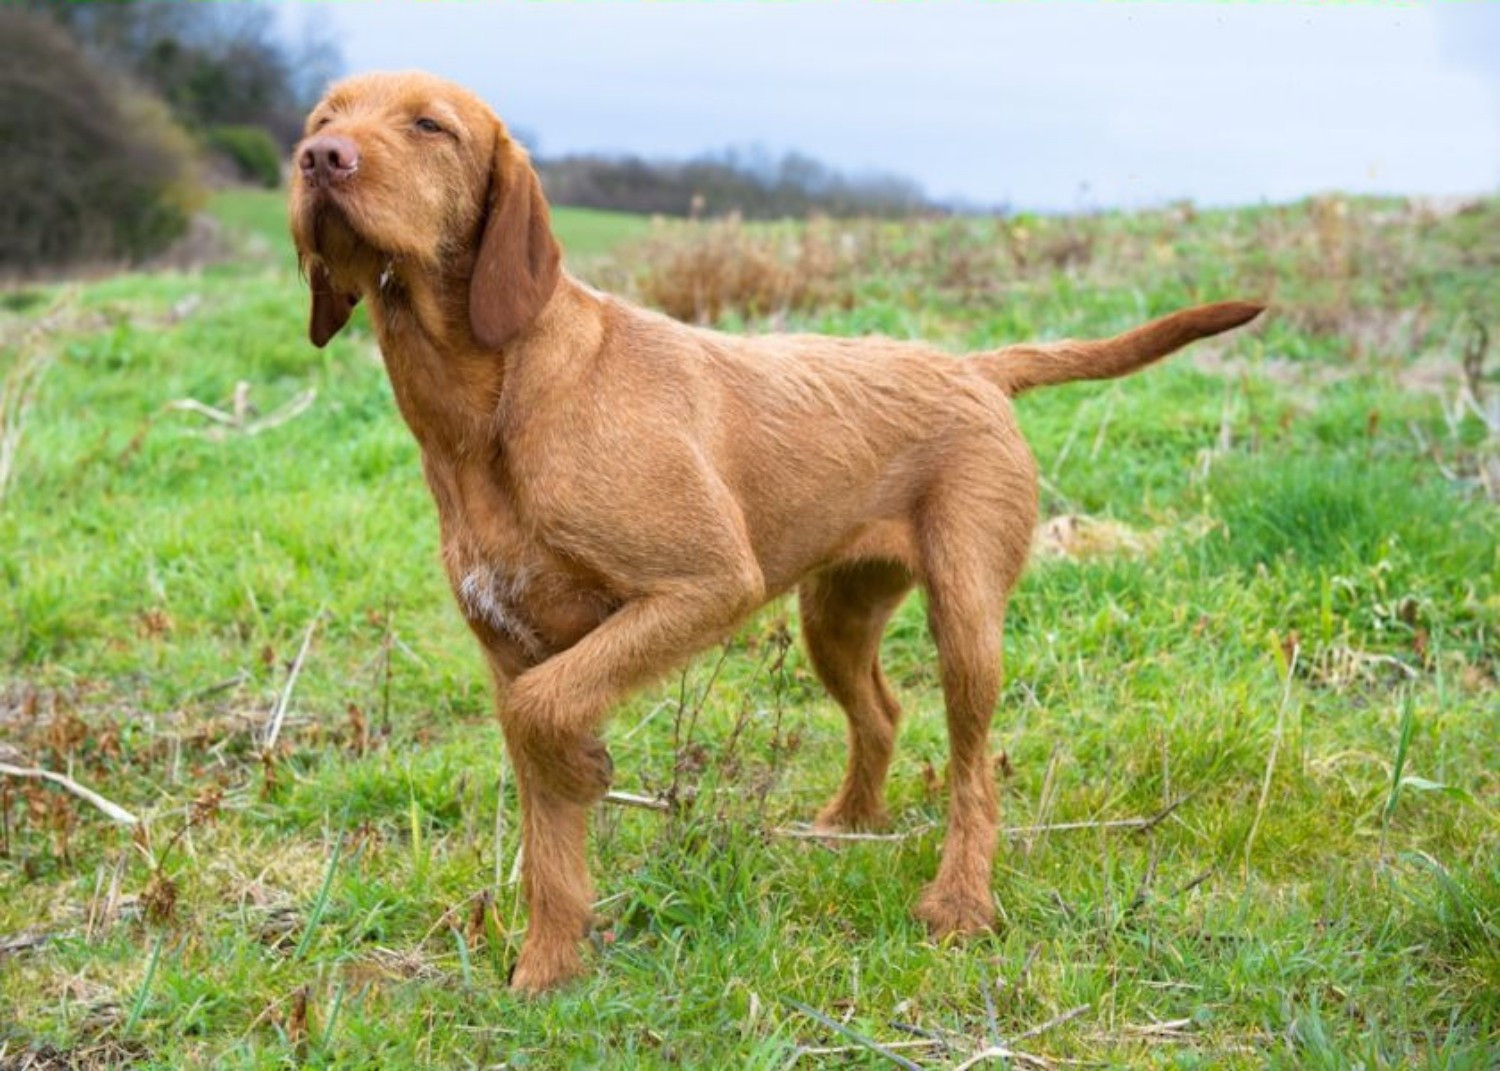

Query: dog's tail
(974, 301), (1264, 396)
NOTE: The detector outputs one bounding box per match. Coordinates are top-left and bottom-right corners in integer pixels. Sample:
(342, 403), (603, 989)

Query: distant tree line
(538, 146), (944, 220)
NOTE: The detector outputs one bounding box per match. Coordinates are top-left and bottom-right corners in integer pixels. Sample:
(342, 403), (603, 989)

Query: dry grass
(1029, 514), (1162, 560)
(603, 211), (1116, 325)
(610, 213), (860, 324)
(604, 195), (1494, 362)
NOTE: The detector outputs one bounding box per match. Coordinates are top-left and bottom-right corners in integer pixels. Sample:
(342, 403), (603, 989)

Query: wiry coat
(290, 71), (1262, 993)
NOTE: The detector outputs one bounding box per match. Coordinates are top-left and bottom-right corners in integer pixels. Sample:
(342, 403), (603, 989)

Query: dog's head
(289, 70), (560, 350)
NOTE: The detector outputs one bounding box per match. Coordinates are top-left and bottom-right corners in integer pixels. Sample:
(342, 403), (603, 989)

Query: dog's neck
(364, 252), (461, 345)
(364, 254), (494, 455)
(364, 261), (596, 460)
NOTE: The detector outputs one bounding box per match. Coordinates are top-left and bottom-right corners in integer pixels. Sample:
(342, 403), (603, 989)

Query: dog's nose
(299, 135), (360, 186)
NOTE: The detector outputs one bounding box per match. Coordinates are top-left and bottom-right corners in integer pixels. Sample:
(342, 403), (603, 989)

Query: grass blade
(1244, 634), (1298, 880)
(321, 979), (346, 1049)
(1384, 690), (1416, 823)
(451, 926), (473, 987)
(124, 933), (165, 1034)
(295, 830), (345, 961)
(1380, 690), (1416, 859)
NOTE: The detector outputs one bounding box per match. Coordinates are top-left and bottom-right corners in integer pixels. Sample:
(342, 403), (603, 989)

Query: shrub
(0, 8), (204, 275)
(204, 124), (283, 188)
(620, 214), (859, 324)
(34, 1), (338, 148)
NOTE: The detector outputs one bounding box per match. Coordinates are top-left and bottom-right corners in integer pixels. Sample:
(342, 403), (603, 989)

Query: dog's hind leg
(915, 580), (1005, 936)
(799, 561), (915, 831)
(912, 457), (1034, 937)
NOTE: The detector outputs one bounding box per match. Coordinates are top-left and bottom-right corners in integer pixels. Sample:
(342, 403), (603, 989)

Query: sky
(276, 1), (1500, 212)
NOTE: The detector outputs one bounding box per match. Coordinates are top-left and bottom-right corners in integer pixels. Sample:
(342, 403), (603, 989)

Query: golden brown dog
(290, 71), (1262, 993)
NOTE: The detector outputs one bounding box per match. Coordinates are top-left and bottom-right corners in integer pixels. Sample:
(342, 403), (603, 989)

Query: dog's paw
(914, 883), (996, 938)
(519, 730), (612, 804)
(813, 799), (890, 833)
(502, 680), (614, 803)
(562, 733), (614, 802)
(509, 937), (585, 996)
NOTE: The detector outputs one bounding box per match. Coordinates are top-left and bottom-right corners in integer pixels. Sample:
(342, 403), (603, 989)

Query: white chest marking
(456, 563), (544, 658)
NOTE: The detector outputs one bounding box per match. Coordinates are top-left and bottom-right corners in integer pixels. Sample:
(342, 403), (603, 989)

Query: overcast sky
(277, 1), (1499, 211)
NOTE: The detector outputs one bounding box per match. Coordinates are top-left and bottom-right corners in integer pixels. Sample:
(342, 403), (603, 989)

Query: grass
(0, 189), (1496, 1069)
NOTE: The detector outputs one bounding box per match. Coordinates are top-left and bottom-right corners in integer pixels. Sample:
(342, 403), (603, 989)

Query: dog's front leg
(500, 565), (764, 994)
(499, 730), (600, 995)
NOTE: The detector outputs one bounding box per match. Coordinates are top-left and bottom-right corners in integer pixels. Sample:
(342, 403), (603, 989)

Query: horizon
(275, 1), (1500, 213)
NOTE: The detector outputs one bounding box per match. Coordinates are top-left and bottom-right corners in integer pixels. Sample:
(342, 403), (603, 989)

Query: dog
(290, 70), (1262, 993)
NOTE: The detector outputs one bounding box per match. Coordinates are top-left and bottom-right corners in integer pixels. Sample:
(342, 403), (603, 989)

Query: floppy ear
(469, 135), (562, 350)
(308, 262), (360, 348)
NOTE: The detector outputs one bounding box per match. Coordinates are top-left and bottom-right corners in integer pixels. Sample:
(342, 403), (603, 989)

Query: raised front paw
(502, 676), (614, 804)
(557, 732), (614, 802)
(509, 726), (613, 804)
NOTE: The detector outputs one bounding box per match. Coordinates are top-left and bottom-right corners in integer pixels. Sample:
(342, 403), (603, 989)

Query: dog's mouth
(295, 184), (353, 247)
(310, 200), (359, 254)
(295, 193), (385, 282)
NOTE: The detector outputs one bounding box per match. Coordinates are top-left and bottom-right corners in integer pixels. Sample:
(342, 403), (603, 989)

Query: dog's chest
(425, 457), (613, 670)
(443, 534), (612, 671)
(370, 297), (615, 666)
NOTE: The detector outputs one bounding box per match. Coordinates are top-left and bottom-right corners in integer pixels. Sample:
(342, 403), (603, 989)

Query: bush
(31, 1), (339, 148)
(0, 8), (204, 275)
(204, 124), (282, 188)
(621, 214), (858, 324)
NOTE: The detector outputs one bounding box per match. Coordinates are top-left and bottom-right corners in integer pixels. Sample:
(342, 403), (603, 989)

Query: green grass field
(1, 189), (1496, 1069)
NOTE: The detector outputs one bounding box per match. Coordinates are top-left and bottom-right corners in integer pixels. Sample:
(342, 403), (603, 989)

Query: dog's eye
(414, 117), (444, 134)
